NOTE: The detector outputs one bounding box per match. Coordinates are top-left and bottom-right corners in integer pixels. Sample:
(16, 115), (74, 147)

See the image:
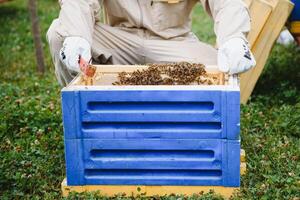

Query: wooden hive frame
(69, 65), (235, 87)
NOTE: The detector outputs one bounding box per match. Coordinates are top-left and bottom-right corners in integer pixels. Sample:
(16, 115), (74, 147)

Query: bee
(113, 62), (220, 86)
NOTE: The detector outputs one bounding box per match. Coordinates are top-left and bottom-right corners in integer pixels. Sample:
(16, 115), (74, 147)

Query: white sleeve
(200, 0), (251, 47)
(57, 0), (102, 44)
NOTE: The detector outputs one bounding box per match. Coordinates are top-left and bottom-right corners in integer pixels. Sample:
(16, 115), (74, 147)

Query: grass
(0, 0), (299, 199)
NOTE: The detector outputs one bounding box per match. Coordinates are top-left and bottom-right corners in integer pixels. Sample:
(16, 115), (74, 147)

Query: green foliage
(0, 0), (63, 199)
(64, 191), (224, 200)
(191, 4), (215, 45)
(0, 0), (299, 199)
(253, 44), (300, 105)
(239, 102), (300, 199)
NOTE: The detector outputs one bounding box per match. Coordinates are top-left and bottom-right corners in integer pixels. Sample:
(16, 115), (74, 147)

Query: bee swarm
(113, 62), (221, 85)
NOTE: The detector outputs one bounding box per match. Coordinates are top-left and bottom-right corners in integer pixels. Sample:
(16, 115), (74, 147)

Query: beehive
(61, 65), (241, 188)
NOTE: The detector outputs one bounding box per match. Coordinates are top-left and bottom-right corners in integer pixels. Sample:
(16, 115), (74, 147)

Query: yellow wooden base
(291, 21), (300, 34)
(61, 180), (239, 198)
(62, 150), (247, 198)
(240, 149), (247, 176)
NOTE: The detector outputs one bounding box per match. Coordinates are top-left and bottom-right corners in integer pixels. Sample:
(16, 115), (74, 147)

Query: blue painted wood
(62, 89), (240, 140)
(291, 0), (300, 21)
(62, 87), (240, 187)
(64, 137), (85, 185)
(65, 139), (240, 186)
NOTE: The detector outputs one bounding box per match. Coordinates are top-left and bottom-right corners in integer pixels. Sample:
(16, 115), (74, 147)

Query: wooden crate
(241, 0), (294, 103)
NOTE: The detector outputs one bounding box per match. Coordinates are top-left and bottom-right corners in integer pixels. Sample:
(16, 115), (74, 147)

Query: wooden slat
(241, 149), (246, 162)
(240, 162), (247, 175)
(240, 0), (294, 103)
(240, 0), (273, 100)
(247, 0), (273, 46)
(290, 21), (300, 34)
(245, 0), (253, 8)
(61, 179), (238, 198)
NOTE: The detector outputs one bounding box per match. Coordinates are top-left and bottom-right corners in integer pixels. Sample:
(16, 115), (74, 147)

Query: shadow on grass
(0, 3), (26, 18)
(251, 44), (300, 105)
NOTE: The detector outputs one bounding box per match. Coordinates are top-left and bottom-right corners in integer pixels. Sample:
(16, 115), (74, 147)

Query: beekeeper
(47, 0), (256, 86)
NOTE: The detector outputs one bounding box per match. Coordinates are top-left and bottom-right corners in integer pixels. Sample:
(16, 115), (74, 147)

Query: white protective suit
(47, 0), (251, 86)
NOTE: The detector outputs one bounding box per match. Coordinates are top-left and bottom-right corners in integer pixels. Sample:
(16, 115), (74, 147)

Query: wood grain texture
(241, 0), (294, 104)
(245, 0), (253, 7)
(247, 0), (273, 46)
(61, 180), (239, 198)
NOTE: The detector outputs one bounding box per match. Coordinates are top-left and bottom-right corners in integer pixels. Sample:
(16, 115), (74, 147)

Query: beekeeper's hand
(59, 37), (91, 72)
(218, 38), (256, 75)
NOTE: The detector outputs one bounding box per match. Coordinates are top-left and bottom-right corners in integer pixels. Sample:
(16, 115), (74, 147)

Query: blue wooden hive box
(61, 65), (241, 187)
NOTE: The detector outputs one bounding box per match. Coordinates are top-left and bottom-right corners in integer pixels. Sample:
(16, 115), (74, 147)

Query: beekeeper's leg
(91, 24), (143, 65)
(144, 33), (218, 70)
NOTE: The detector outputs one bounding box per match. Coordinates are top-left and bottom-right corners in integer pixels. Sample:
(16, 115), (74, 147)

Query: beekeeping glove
(217, 38), (256, 75)
(59, 37), (92, 72)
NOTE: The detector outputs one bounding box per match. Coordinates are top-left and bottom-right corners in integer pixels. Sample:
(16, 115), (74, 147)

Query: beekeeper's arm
(57, 0), (101, 72)
(200, 0), (256, 74)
